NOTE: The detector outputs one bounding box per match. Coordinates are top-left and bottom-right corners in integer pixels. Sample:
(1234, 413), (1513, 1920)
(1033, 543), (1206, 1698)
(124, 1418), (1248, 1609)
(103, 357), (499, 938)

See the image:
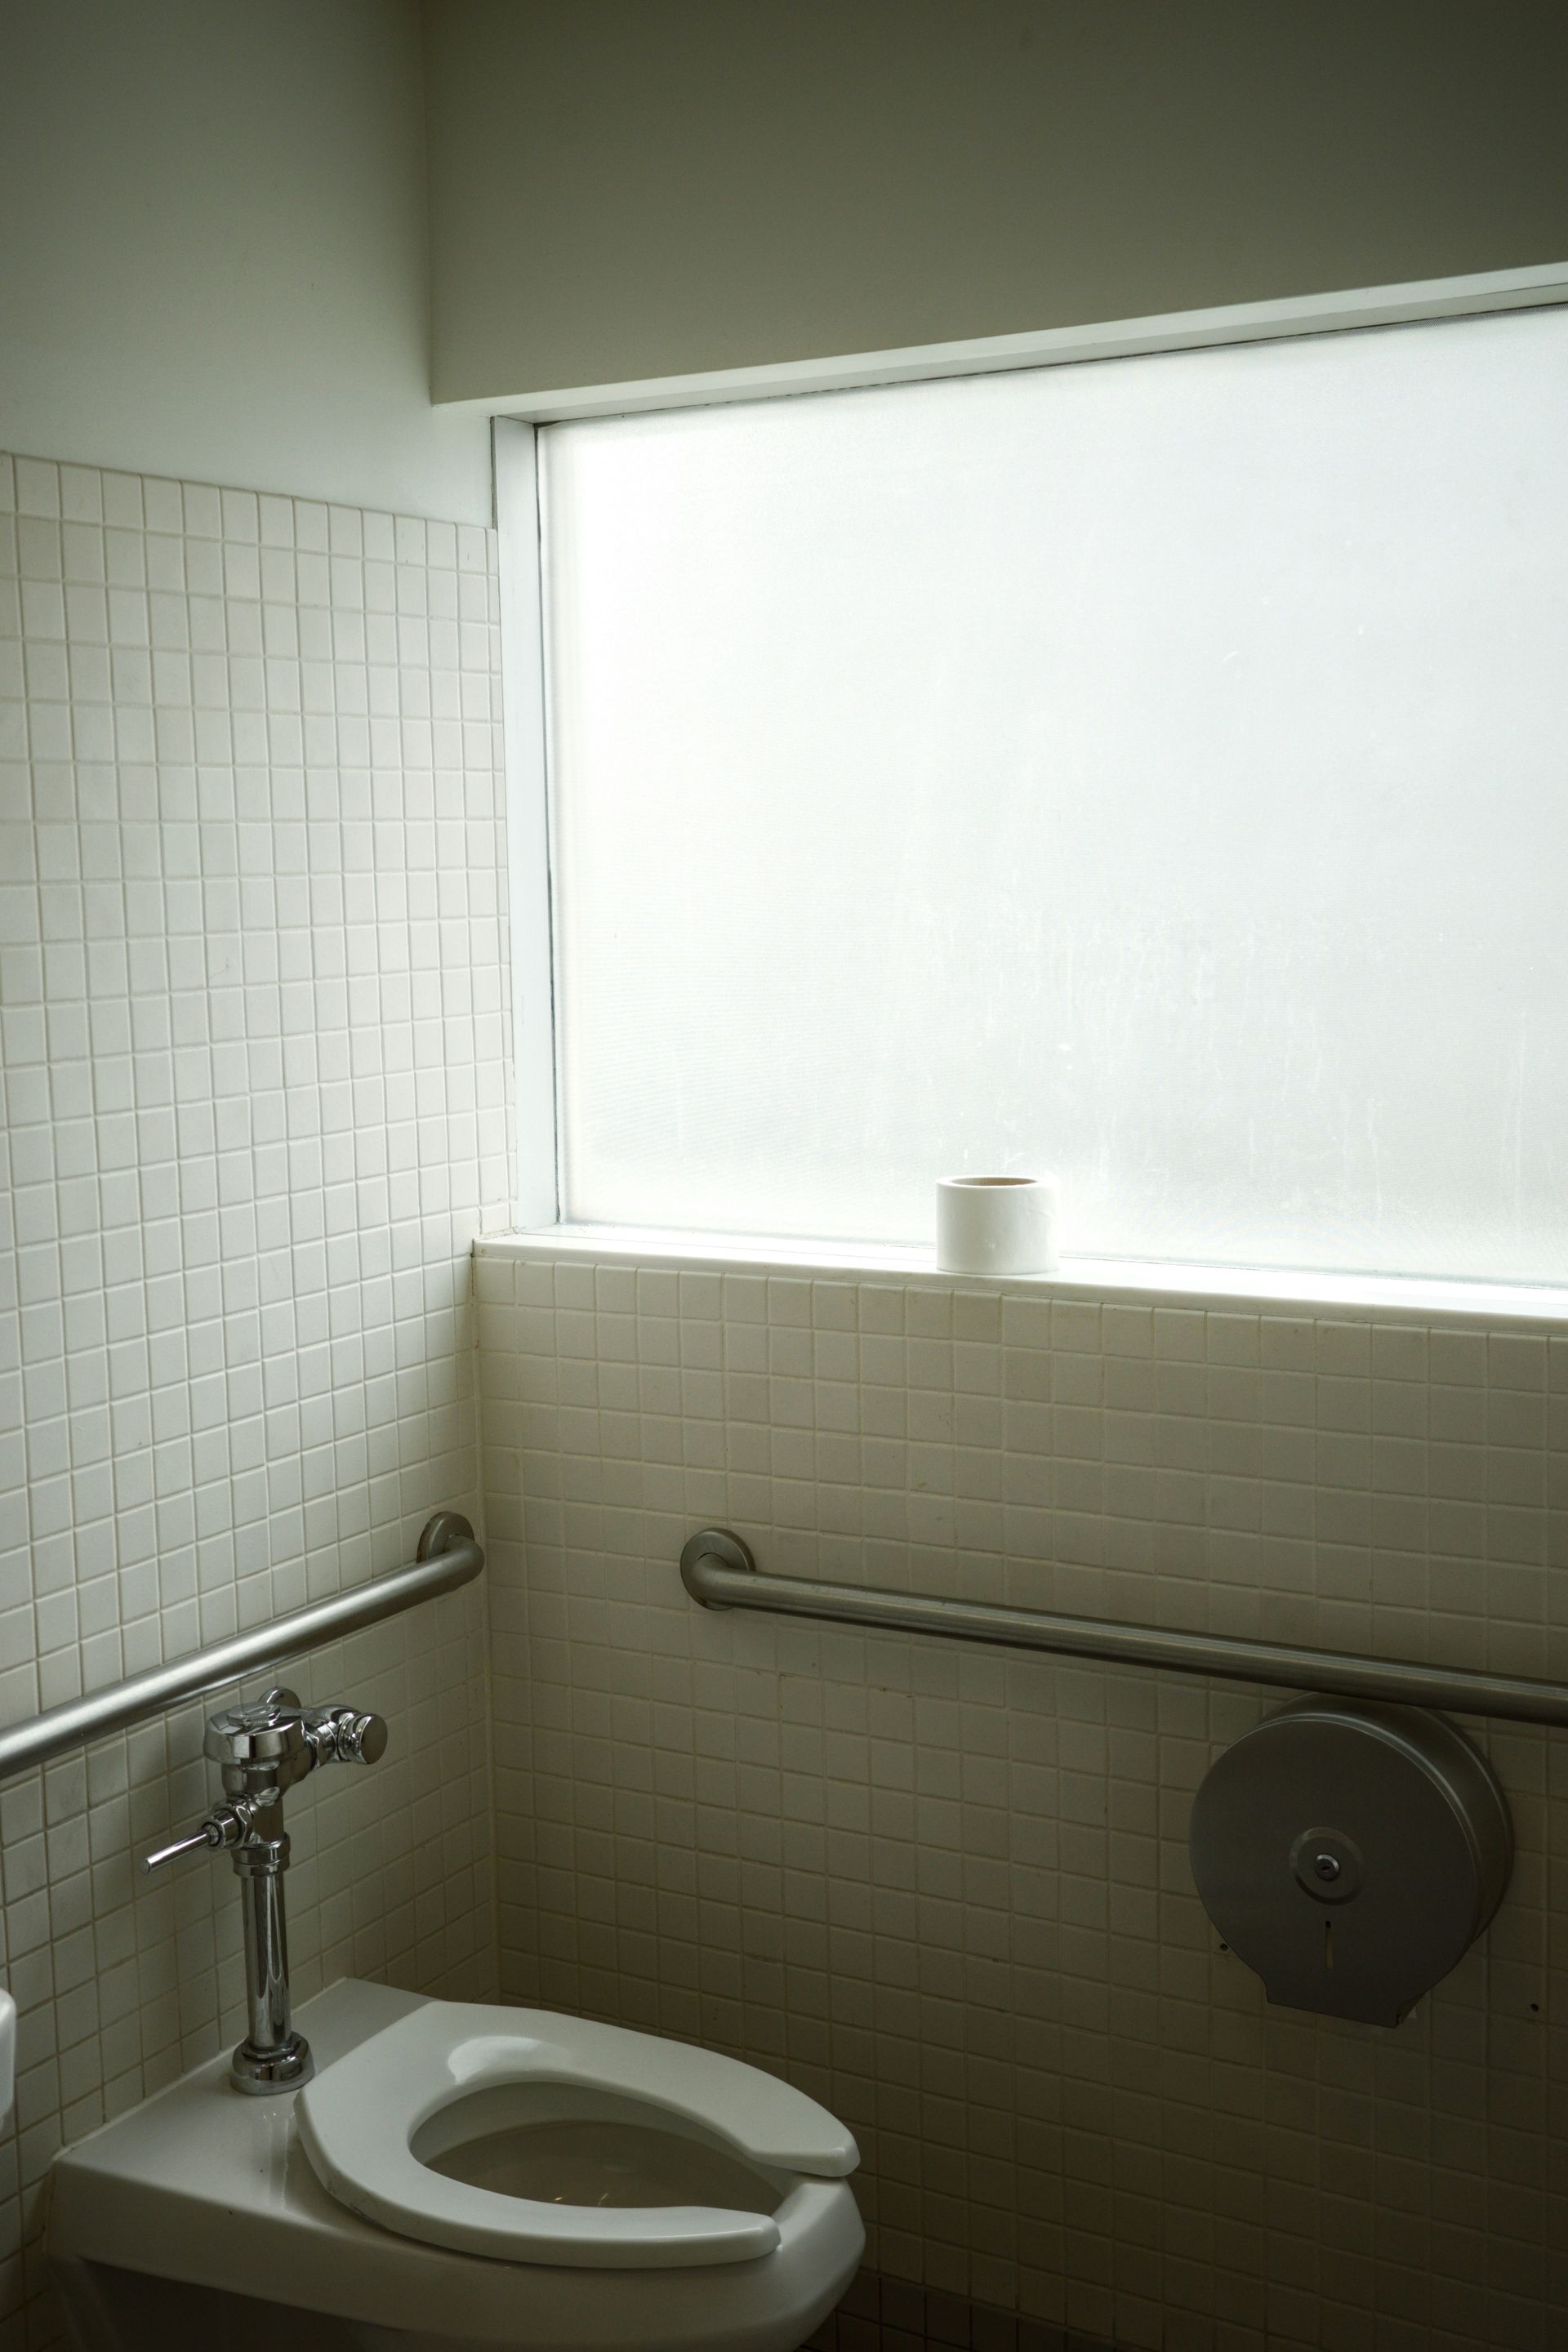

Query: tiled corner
(475, 1240), (1568, 2352)
(0, 448), (513, 2348)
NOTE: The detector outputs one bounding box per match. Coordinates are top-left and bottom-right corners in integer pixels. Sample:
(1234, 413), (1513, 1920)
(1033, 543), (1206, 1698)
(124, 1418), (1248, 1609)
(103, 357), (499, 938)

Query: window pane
(542, 306), (1568, 1281)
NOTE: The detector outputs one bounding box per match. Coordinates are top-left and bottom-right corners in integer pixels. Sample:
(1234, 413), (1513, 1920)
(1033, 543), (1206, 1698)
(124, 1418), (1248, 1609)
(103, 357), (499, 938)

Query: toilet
(48, 1979), (863, 2352)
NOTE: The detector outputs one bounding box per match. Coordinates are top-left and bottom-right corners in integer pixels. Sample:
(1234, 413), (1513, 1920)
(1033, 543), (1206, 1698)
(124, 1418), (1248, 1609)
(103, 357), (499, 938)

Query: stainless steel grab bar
(679, 1529), (1568, 1728)
(0, 1511), (483, 1784)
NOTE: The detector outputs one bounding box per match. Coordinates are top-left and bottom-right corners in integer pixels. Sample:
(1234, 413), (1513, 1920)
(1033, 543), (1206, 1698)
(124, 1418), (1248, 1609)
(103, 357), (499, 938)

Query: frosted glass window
(541, 305), (1568, 1282)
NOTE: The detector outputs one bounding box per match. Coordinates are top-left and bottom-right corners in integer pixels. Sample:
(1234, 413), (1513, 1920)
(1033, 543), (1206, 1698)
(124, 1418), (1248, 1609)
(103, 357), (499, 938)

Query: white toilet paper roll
(936, 1174), (1058, 1276)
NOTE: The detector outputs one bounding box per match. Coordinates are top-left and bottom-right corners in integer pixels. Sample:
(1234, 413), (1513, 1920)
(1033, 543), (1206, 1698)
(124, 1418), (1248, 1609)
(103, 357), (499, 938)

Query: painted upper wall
(423, 0), (1568, 403)
(1, 0), (490, 523)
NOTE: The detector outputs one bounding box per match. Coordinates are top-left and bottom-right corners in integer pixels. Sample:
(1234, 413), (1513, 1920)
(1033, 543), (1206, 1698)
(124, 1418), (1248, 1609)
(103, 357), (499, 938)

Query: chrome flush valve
(142, 1686), (388, 2094)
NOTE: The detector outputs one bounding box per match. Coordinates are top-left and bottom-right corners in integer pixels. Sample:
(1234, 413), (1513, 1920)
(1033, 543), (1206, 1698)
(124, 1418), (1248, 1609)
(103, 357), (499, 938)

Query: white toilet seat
(296, 2000), (858, 2270)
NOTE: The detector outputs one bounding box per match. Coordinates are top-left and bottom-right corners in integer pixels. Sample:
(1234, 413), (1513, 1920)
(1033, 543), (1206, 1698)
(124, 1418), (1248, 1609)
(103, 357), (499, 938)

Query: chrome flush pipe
(142, 1686), (387, 2092)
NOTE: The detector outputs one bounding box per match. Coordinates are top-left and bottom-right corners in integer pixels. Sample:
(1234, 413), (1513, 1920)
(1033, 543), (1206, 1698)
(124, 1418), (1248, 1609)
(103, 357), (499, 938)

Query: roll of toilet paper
(936, 1174), (1058, 1276)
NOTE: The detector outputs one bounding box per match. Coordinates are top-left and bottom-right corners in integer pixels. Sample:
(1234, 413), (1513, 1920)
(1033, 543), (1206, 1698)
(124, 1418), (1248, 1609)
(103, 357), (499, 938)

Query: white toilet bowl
(48, 1979), (863, 2352)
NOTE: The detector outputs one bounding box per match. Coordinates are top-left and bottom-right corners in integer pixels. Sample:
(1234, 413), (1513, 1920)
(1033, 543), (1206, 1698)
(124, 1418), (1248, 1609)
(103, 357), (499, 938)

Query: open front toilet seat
(296, 2001), (859, 2270)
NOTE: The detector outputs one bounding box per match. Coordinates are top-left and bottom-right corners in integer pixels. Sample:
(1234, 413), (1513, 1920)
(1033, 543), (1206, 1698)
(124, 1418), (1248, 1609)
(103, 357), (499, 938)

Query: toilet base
(55, 2261), (366, 2352)
(59, 2257), (750, 2352)
(57, 2256), (858, 2352)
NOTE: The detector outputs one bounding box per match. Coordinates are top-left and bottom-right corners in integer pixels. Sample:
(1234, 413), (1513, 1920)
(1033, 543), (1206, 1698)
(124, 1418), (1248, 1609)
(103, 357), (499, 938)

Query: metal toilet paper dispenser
(1189, 1699), (1512, 2026)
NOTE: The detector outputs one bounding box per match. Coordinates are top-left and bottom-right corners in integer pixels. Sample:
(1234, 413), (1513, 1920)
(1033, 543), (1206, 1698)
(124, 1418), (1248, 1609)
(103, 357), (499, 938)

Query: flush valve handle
(306, 1706), (389, 1766)
(141, 1800), (253, 1873)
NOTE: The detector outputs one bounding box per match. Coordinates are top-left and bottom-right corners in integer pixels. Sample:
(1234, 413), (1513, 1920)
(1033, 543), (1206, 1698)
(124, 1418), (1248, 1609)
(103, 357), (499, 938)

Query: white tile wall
(475, 1243), (1568, 2352)
(0, 450), (511, 2348)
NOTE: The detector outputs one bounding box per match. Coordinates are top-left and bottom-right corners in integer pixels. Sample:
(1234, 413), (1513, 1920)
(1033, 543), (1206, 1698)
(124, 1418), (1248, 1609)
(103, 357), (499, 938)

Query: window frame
(493, 260), (1568, 1258)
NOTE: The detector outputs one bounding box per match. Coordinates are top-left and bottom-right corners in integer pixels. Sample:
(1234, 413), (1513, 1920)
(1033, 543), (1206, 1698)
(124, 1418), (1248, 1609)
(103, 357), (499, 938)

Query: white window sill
(474, 1223), (1568, 1328)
